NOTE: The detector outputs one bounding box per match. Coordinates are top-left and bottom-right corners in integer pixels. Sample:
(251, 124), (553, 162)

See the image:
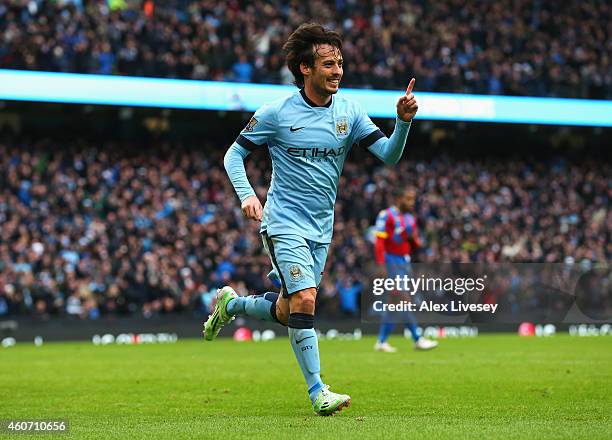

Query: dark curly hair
(282, 23), (343, 88)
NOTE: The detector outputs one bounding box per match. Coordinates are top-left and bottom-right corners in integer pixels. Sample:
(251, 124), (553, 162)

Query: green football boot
(203, 286), (238, 341)
(312, 385), (351, 416)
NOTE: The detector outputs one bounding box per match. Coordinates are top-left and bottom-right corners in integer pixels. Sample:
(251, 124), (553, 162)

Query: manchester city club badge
(335, 117), (349, 136)
(289, 264), (303, 281)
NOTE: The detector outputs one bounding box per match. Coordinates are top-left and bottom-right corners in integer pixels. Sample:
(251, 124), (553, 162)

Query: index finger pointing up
(406, 78), (416, 94)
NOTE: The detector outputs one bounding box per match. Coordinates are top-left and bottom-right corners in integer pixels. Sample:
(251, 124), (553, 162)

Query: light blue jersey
(225, 89), (411, 243)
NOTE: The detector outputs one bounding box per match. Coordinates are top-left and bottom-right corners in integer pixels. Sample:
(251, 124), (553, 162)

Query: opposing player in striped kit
(373, 189), (438, 352)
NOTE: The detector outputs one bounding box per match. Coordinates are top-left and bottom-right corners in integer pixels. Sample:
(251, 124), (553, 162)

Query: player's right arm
(224, 145), (263, 221)
(224, 104), (277, 221)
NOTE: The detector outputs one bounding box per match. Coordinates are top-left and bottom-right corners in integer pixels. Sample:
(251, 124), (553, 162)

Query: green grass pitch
(1, 334), (611, 439)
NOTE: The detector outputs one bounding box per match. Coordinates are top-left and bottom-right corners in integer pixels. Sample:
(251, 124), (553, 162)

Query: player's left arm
(224, 103), (277, 221)
(408, 215), (422, 250)
(354, 79), (418, 165)
(374, 209), (389, 265)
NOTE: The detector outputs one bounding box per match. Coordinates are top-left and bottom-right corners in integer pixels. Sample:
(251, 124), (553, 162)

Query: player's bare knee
(297, 298), (316, 314)
(275, 301), (289, 325)
(289, 288), (317, 314)
(273, 292), (289, 325)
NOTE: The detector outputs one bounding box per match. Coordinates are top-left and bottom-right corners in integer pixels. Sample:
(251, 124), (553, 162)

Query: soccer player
(373, 188), (439, 352)
(204, 23), (418, 416)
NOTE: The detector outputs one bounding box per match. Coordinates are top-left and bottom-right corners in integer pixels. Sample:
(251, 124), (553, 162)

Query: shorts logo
(244, 117), (258, 132)
(289, 264), (303, 281)
(335, 117), (349, 136)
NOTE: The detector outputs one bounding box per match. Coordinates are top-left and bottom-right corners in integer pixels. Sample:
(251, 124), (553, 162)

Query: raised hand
(396, 78), (418, 122)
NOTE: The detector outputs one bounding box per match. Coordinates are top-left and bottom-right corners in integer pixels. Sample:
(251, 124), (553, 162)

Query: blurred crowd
(0, 0), (610, 99)
(0, 138), (609, 319)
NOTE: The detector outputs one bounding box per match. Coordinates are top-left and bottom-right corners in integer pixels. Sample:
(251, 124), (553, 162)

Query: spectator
(0, 137), (608, 319)
(232, 55), (254, 82)
(0, 0), (609, 99)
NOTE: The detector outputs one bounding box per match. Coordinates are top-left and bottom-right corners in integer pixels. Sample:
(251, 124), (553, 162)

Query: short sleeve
(235, 103), (277, 151)
(351, 102), (385, 149)
(374, 210), (389, 238)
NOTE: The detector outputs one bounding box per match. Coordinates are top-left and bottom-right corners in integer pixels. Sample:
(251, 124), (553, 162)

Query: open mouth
(327, 79), (340, 86)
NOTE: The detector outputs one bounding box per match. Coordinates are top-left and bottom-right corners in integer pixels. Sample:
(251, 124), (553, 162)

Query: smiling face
(301, 44), (343, 97)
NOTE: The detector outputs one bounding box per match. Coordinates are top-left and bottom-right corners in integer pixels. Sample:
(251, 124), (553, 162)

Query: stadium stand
(0, 137), (609, 318)
(0, 0), (609, 99)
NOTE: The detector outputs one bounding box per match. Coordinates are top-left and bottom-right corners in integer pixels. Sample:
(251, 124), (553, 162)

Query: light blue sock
(288, 326), (324, 403)
(226, 292), (278, 322)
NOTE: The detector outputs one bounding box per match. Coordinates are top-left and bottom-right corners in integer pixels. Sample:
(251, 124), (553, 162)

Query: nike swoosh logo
(295, 335), (315, 344)
(290, 126), (305, 132)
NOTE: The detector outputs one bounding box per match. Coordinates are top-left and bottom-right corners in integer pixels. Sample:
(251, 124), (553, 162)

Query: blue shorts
(262, 232), (329, 296)
(385, 253), (412, 277)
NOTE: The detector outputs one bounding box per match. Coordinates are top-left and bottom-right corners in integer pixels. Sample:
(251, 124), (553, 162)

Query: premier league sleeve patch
(243, 117), (258, 132)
